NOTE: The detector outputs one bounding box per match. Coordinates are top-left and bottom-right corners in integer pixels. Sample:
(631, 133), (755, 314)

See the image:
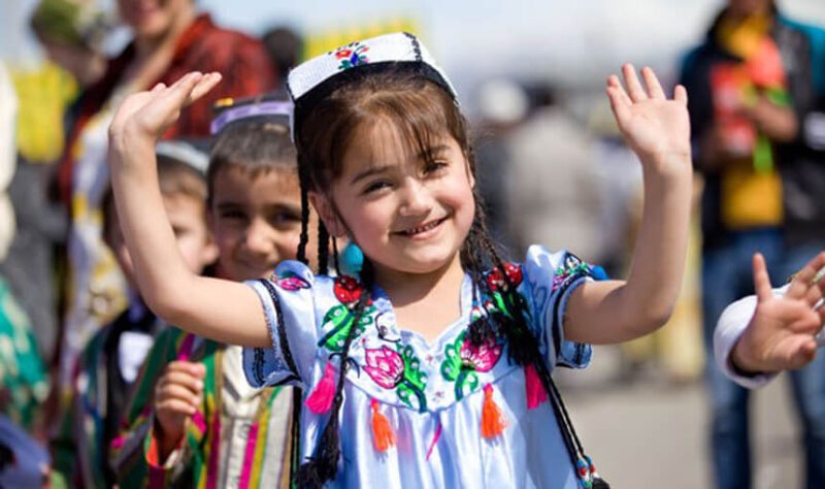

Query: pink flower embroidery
(364, 346), (405, 389)
(277, 276), (310, 291)
(460, 337), (502, 372)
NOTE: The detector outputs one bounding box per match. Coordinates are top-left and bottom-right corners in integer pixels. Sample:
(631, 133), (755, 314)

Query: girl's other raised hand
(606, 64), (690, 173)
(108, 72), (222, 156)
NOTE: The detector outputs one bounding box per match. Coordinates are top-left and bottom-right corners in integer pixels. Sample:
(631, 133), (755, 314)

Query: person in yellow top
(679, 0), (825, 488)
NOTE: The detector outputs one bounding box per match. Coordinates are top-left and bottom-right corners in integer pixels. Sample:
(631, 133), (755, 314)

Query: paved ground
(560, 346), (802, 489)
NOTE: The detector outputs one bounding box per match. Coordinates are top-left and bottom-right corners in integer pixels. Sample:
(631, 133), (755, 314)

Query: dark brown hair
(207, 121), (298, 204)
(290, 67), (576, 488)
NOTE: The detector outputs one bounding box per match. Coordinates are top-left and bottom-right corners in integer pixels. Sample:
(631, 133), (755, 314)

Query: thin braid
(317, 220), (330, 275)
(297, 160), (312, 265)
(294, 261), (374, 488)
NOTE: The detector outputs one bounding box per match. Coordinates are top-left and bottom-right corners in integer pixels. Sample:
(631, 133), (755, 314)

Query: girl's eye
(424, 161), (448, 175)
(362, 180), (392, 195)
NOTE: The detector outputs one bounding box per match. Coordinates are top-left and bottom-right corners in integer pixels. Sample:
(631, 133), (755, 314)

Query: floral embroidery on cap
(335, 42), (370, 70)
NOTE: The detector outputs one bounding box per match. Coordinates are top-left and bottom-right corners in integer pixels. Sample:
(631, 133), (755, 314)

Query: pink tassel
(525, 364), (548, 410)
(306, 363), (336, 414)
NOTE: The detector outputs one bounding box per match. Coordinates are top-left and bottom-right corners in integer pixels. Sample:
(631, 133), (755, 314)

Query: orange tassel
(370, 399), (395, 452)
(481, 384), (507, 439)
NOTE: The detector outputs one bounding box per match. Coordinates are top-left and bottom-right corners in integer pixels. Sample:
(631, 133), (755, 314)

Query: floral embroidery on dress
(335, 42), (370, 70)
(551, 254), (593, 292)
(276, 275), (310, 291)
(318, 276), (375, 352)
(440, 331), (503, 400)
(363, 344), (428, 411)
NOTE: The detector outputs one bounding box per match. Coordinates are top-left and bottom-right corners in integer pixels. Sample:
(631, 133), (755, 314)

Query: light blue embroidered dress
(243, 246), (597, 489)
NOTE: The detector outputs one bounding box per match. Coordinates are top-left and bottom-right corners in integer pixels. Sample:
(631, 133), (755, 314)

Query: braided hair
(291, 68), (605, 488)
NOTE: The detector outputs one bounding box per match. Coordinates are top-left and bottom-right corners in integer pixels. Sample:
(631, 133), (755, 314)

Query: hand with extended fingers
(732, 253), (825, 374)
(108, 72), (222, 157)
(606, 64), (691, 173)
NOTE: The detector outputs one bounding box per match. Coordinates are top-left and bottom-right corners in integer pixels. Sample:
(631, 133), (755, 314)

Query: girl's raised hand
(607, 64), (690, 171)
(733, 253), (825, 373)
(109, 72), (222, 154)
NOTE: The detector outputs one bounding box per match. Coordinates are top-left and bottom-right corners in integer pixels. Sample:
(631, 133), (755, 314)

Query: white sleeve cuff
(713, 287), (789, 389)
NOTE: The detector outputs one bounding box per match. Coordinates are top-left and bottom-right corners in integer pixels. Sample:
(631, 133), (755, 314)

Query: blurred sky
(2, 0), (825, 99)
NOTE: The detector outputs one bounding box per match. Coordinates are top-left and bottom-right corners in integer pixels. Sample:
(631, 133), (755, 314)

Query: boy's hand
(108, 72), (222, 155)
(154, 361), (206, 457)
(606, 64), (690, 172)
(732, 253), (825, 374)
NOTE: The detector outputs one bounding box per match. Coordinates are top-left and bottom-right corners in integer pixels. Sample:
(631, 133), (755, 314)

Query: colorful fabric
(55, 15), (277, 389)
(112, 328), (293, 489)
(0, 277), (48, 431)
(51, 307), (164, 489)
(244, 246), (596, 488)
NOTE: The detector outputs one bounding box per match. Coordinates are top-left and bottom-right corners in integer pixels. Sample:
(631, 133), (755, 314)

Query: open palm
(606, 64), (690, 170)
(737, 253), (825, 372)
(109, 72), (222, 155)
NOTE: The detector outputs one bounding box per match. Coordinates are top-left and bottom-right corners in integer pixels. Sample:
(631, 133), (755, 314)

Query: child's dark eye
(362, 180), (392, 195)
(424, 161), (448, 175)
(219, 209), (248, 222)
(268, 210), (302, 228)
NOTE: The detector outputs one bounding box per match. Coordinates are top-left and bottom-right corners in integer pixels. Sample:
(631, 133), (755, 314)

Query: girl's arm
(108, 73), (269, 347)
(565, 65), (692, 344)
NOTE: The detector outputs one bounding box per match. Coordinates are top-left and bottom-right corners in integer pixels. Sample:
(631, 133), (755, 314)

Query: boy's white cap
(155, 140), (209, 174)
(287, 32), (458, 110)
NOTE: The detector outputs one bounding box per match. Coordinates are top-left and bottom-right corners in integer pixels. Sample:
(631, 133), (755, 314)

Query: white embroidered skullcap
(155, 140), (210, 174)
(287, 32), (458, 143)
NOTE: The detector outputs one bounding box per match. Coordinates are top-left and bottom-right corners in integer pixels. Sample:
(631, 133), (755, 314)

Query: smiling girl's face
(311, 119), (475, 283)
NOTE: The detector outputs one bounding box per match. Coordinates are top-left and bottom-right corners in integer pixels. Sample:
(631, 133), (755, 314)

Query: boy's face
(209, 167), (312, 281)
(106, 193), (217, 289)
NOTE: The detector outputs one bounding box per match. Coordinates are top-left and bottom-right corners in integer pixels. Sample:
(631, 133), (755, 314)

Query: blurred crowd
(0, 0), (823, 488)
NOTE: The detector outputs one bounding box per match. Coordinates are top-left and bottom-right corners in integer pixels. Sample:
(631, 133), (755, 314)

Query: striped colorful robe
(111, 327), (294, 489)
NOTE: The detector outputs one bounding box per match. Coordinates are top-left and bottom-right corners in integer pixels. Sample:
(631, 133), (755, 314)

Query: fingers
(640, 67), (665, 100)
(673, 84), (688, 105)
(752, 253), (773, 303)
(188, 72), (222, 105)
(606, 81), (631, 123)
(789, 338), (817, 369)
(621, 64), (648, 102)
(787, 252), (825, 300)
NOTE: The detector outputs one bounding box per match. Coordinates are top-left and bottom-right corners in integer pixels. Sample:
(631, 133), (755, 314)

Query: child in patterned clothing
(112, 98), (307, 489)
(51, 141), (218, 488)
(106, 33), (692, 489)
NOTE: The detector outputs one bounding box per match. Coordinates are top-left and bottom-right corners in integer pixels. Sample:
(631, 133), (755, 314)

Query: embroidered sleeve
(242, 260), (319, 388)
(521, 245), (606, 369)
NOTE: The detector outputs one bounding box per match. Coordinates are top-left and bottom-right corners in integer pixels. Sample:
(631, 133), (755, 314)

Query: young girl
(111, 98), (307, 489)
(107, 33), (692, 489)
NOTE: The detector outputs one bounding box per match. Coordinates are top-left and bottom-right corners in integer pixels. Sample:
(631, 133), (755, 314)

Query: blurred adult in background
(503, 81), (602, 262)
(680, 0), (825, 487)
(51, 0), (277, 396)
(261, 25), (304, 81)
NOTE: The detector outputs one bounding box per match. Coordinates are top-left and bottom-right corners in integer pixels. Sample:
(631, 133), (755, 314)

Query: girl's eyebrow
(350, 165), (393, 185)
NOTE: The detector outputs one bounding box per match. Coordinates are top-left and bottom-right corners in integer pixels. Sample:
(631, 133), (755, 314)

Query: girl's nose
(398, 179), (433, 216)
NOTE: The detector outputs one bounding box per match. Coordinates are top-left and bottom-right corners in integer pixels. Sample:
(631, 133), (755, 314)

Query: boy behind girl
(112, 99), (309, 489)
(51, 142), (217, 489)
